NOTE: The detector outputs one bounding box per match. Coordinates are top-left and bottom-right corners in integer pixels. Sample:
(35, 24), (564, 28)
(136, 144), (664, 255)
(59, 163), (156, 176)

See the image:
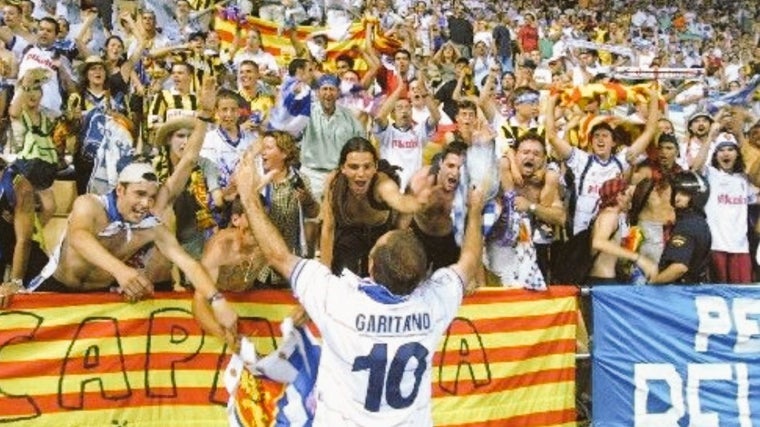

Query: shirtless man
(399, 141), (467, 271)
(27, 163), (238, 342)
(199, 198), (266, 292)
(193, 197), (266, 338)
(630, 133), (681, 265)
(489, 132), (566, 285)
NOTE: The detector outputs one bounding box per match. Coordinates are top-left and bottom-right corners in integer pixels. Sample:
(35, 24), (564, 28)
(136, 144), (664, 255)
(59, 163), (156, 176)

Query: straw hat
(154, 117), (196, 145)
(79, 55), (105, 74)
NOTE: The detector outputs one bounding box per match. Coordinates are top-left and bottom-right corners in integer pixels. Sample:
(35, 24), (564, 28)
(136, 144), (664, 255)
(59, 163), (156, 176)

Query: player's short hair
(370, 230), (427, 296)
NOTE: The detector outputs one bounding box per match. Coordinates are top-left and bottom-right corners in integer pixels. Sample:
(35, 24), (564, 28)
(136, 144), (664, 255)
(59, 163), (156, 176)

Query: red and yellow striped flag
(0, 288), (577, 426)
(213, 14), (401, 72)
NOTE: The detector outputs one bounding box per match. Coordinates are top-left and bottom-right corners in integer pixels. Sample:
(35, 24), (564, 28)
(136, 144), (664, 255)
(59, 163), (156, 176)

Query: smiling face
(437, 152), (464, 192)
(341, 151), (377, 196)
(116, 182), (158, 223)
(318, 84), (339, 112)
(237, 62), (259, 89)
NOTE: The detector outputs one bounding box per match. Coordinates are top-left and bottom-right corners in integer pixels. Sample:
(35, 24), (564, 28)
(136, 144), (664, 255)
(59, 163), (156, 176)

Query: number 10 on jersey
(352, 342), (429, 412)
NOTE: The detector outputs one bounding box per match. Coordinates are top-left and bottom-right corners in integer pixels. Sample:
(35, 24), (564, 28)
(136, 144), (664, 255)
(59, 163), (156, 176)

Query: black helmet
(670, 171), (709, 211)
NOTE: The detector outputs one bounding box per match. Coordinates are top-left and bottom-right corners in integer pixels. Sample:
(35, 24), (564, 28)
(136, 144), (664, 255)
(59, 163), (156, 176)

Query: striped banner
(0, 288), (577, 426)
(213, 14), (401, 71)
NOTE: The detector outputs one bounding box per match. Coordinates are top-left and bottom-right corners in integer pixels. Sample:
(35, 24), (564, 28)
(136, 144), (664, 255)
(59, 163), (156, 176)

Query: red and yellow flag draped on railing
(0, 288), (577, 426)
(213, 14), (401, 71)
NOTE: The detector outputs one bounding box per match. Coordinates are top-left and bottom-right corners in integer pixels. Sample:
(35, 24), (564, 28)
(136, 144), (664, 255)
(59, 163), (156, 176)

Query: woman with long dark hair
(320, 137), (429, 276)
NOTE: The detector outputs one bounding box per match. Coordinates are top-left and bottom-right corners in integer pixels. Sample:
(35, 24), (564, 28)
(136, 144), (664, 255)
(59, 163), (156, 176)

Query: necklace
(241, 257), (255, 283)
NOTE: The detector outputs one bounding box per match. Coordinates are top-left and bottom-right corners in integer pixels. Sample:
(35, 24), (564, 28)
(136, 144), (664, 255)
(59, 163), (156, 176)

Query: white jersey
(291, 260), (463, 427)
(200, 127), (256, 190)
(704, 166), (758, 253)
(17, 45), (64, 117)
(566, 147), (630, 235)
(374, 121), (434, 190)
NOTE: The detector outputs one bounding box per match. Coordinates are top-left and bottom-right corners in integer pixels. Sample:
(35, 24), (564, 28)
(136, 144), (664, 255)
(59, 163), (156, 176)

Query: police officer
(650, 171), (712, 284)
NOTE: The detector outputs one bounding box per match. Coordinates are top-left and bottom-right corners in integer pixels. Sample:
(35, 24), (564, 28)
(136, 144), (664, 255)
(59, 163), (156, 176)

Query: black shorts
(410, 219), (460, 272)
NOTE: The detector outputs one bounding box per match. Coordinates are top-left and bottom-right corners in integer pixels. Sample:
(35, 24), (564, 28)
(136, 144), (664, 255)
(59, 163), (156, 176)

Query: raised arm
(374, 82), (403, 129)
(154, 76), (216, 213)
(544, 93), (573, 160)
(690, 116), (724, 172)
(418, 73), (441, 127)
(9, 178), (34, 284)
(67, 195), (152, 299)
(375, 173), (429, 213)
(478, 73), (497, 122)
(626, 88), (661, 160)
(235, 148), (302, 279)
(359, 46), (381, 89)
(449, 187), (485, 288)
(153, 224), (238, 345)
(319, 172), (337, 269)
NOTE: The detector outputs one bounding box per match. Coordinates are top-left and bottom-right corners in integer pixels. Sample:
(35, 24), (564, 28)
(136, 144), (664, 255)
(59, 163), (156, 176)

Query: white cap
(118, 163), (159, 184)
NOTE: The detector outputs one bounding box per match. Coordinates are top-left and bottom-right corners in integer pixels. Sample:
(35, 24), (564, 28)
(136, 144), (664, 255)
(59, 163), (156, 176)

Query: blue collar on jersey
(358, 280), (409, 305)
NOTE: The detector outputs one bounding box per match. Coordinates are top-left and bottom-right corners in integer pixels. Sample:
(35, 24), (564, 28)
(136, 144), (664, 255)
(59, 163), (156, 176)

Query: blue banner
(592, 285), (760, 427)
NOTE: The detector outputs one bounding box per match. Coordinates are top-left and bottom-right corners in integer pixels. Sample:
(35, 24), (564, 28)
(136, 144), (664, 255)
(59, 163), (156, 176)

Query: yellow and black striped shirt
(148, 90), (198, 126)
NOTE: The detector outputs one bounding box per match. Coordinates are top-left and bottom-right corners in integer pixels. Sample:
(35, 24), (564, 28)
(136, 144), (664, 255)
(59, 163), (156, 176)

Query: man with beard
(373, 81), (440, 190)
(399, 142), (466, 271)
(678, 110), (713, 170)
(488, 133), (566, 285)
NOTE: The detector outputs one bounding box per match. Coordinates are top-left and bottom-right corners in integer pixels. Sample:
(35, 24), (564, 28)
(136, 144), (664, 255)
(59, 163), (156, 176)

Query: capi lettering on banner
(0, 308), (278, 421)
(694, 296), (760, 353)
(633, 363), (752, 427)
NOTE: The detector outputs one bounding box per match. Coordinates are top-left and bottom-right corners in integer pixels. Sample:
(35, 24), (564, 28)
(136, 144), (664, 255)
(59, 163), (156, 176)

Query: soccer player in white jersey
(373, 80), (440, 190)
(233, 147), (485, 426)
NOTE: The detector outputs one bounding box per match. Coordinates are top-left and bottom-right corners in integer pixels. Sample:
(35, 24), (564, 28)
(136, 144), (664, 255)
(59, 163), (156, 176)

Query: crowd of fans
(0, 0), (759, 294)
(2, 0), (760, 423)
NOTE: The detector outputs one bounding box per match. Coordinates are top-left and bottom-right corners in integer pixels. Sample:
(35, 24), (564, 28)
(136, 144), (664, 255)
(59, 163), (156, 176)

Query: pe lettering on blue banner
(592, 285), (760, 427)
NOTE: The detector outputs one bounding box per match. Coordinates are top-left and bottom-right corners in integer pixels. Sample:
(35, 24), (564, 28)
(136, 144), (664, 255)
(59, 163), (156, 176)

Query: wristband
(207, 291), (225, 304)
(197, 115), (214, 123)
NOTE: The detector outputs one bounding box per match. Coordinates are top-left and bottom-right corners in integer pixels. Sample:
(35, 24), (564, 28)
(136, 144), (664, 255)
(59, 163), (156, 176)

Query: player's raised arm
(450, 187), (485, 288)
(235, 148), (301, 279)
